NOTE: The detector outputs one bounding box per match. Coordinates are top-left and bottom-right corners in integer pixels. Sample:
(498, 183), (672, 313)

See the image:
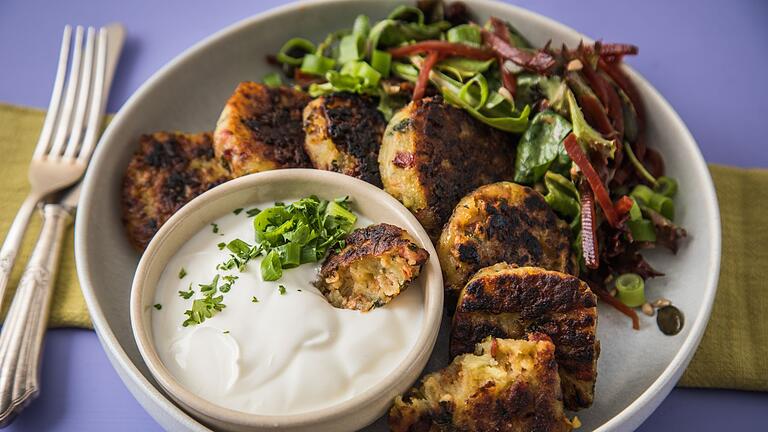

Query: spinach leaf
(513, 110), (572, 184)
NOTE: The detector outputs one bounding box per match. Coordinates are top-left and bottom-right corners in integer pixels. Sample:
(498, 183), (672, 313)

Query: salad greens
(513, 111), (572, 184)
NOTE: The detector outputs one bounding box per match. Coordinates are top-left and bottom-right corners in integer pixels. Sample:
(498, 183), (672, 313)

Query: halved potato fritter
(378, 97), (516, 237)
(317, 223), (429, 311)
(438, 182), (576, 295)
(122, 132), (231, 250)
(213, 82), (311, 176)
(389, 335), (576, 432)
(303, 93), (386, 186)
(451, 263), (599, 410)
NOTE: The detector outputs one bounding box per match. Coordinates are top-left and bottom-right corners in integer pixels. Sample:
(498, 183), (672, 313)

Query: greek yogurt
(151, 200), (424, 415)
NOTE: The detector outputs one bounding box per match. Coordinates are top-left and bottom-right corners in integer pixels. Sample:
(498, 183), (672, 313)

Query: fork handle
(0, 193), (45, 308)
(0, 204), (71, 426)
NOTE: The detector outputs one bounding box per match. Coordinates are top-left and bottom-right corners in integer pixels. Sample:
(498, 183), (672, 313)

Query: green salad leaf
(513, 110), (572, 184)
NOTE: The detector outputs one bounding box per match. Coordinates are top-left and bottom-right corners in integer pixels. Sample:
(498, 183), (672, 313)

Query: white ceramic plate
(75, 1), (721, 431)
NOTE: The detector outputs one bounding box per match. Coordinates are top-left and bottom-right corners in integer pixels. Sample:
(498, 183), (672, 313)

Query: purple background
(1, 0), (767, 430)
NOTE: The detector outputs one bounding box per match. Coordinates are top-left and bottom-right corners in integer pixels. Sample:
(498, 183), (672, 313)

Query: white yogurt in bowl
(151, 202), (423, 415)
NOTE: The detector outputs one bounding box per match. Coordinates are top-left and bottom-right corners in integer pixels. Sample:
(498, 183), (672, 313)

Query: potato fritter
(122, 131), (231, 250)
(389, 335), (576, 432)
(378, 97), (516, 238)
(303, 93), (386, 186)
(438, 182), (576, 295)
(451, 263), (599, 410)
(213, 82), (311, 176)
(317, 223), (429, 311)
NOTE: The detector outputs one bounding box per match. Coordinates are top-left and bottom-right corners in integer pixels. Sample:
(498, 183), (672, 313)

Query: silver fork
(0, 23), (124, 425)
(0, 24), (122, 305)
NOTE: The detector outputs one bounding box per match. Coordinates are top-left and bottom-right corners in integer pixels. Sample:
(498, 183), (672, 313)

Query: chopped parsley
(233, 208), (243, 215)
(153, 304), (162, 310)
(245, 208), (261, 217)
(223, 330), (230, 334)
(217, 242), (226, 250)
(251, 296), (259, 303)
(178, 267), (187, 279)
(178, 284), (194, 299)
(278, 285), (287, 295)
(211, 223), (220, 234)
(182, 294), (225, 327)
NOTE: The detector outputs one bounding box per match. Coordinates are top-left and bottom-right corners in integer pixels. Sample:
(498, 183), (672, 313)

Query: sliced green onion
(353, 14), (370, 38)
(387, 5), (424, 24)
(300, 245), (317, 264)
(628, 219), (657, 242)
(276, 37), (316, 66)
(615, 273), (646, 307)
(631, 185), (675, 220)
(458, 74), (489, 110)
(324, 200), (357, 228)
(392, 61), (418, 82)
(446, 24), (481, 46)
(281, 242), (301, 268)
(628, 198), (643, 221)
(226, 239), (252, 258)
(261, 250), (283, 281)
(300, 54), (336, 76)
(371, 49), (392, 78)
(624, 141), (657, 185)
(654, 176), (678, 197)
(340, 60), (382, 86)
(338, 33), (364, 64)
(263, 72), (282, 88)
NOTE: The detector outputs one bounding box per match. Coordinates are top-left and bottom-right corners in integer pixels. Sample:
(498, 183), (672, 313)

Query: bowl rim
(75, 0), (722, 430)
(129, 169), (444, 427)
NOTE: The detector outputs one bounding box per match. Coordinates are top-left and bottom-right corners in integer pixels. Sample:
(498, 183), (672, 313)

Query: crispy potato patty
(378, 97), (516, 237)
(121, 131), (231, 249)
(389, 335), (575, 432)
(213, 82), (311, 176)
(451, 263), (599, 410)
(303, 93), (386, 186)
(438, 182), (576, 295)
(317, 223), (429, 311)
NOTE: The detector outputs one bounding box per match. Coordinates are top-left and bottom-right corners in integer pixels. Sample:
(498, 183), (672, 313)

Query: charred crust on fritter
(451, 264), (599, 410)
(320, 223), (427, 277)
(214, 83), (311, 176)
(304, 93), (386, 185)
(122, 132), (231, 250)
(411, 98), (515, 233)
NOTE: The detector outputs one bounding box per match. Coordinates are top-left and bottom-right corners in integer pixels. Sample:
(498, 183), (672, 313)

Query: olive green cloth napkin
(0, 103), (766, 390)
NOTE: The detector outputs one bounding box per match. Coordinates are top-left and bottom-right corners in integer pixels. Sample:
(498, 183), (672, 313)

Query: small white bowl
(130, 169), (444, 432)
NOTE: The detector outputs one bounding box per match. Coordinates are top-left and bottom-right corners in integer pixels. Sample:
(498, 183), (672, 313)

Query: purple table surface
(1, 0), (767, 430)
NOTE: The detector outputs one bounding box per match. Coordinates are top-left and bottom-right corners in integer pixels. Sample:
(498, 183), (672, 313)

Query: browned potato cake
(438, 182), (576, 295)
(122, 131), (231, 250)
(317, 223), (429, 311)
(303, 93), (386, 186)
(213, 82), (311, 176)
(389, 335), (576, 432)
(451, 264), (599, 410)
(378, 97), (516, 238)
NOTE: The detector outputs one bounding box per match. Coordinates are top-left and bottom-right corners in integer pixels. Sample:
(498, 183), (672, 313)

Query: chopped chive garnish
(182, 295), (225, 327)
(251, 296), (259, 303)
(245, 208), (261, 217)
(217, 242), (226, 250)
(178, 284), (194, 299)
(278, 285), (287, 295)
(223, 330), (230, 334)
(178, 267), (187, 279)
(153, 304), (162, 310)
(233, 208), (244, 215)
(211, 223), (220, 234)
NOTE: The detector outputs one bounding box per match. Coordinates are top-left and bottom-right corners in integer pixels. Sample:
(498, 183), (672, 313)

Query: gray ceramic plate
(75, 1), (721, 430)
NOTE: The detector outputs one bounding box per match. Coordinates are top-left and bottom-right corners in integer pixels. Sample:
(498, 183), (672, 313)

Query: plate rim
(74, 0), (722, 430)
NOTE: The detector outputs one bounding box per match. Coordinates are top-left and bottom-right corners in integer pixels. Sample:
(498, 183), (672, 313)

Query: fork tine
(33, 26), (72, 158)
(63, 27), (96, 159)
(78, 27), (108, 163)
(48, 25), (84, 158)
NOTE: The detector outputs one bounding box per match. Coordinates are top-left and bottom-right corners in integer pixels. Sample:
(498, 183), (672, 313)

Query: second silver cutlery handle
(0, 204), (71, 426)
(0, 194), (44, 309)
